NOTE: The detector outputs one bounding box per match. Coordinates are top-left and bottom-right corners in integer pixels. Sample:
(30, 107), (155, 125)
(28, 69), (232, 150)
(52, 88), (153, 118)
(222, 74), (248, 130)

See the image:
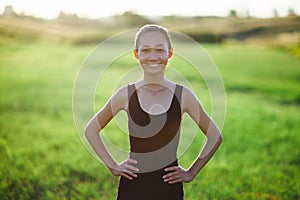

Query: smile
(148, 64), (160, 67)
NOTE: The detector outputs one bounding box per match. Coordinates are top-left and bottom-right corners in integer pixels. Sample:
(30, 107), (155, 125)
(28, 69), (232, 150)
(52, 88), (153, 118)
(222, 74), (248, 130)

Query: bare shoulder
(111, 85), (128, 99)
(181, 86), (198, 102)
(181, 85), (201, 113)
(109, 85), (128, 114)
(181, 85), (196, 97)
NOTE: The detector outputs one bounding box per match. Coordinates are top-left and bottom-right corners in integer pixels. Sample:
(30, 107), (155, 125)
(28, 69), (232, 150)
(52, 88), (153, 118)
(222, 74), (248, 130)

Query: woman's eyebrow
(155, 44), (165, 48)
(140, 44), (165, 48)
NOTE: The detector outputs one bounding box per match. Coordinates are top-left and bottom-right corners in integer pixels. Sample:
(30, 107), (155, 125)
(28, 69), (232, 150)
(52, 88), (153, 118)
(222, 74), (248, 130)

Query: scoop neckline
(133, 84), (177, 116)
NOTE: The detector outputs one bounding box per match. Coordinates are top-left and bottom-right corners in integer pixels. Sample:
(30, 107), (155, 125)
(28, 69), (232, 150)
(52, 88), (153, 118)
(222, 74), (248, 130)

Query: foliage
(286, 42), (300, 58)
(1, 15), (299, 46)
(0, 36), (299, 199)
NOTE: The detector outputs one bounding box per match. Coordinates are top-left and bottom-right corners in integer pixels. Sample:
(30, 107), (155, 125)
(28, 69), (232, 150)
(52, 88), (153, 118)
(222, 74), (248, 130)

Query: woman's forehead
(138, 32), (168, 47)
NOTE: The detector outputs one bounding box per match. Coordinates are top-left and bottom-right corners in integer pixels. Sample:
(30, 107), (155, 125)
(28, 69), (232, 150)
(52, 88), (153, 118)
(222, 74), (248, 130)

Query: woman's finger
(126, 158), (138, 164)
(168, 178), (182, 184)
(120, 172), (134, 180)
(124, 164), (139, 172)
(163, 171), (179, 179)
(164, 174), (181, 182)
(165, 175), (182, 183)
(164, 166), (179, 172)
(163, 172), (182, 182)
(120, 166), (137, 177)
(163, 167), (183, 178)
(163, 166), (189, 183)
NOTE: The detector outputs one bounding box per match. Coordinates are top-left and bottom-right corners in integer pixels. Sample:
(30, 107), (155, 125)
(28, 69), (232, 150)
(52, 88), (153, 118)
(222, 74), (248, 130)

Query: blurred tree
(228, 10), (238, 18)
(113, 11), (152, 27)
(246, 10), (251, 18)
(273, 9), (279, 18)
(287, 8), (296, 17)
(161, 15), (179, 22)
(57, 11), (78, 20)
(2, 5), (17, 18)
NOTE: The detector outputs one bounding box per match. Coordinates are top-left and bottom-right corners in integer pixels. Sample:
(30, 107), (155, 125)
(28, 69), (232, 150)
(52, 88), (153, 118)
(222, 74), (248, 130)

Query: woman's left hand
(163, 166), (194, 184)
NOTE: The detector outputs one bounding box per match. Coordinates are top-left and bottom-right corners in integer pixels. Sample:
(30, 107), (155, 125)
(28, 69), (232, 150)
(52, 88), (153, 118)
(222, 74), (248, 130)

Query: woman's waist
(129, 152), (178, 173)
(127, 160), (178, 183)
(118, 159), (183, 195)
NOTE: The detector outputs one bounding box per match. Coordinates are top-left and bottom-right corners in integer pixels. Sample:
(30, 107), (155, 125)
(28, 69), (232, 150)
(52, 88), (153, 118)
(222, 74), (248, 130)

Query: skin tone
(85, 30), (222, 184)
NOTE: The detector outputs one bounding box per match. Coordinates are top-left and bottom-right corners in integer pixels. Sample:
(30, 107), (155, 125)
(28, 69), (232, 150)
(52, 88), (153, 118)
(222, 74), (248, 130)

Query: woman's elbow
(84, 125), (94, 141)
(217, 133), (223, 146)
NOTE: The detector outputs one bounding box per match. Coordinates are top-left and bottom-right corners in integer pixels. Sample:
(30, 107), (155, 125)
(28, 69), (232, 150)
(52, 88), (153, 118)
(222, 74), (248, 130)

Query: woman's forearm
(85, 128), (118, 170)
(188, 124), (223, 178)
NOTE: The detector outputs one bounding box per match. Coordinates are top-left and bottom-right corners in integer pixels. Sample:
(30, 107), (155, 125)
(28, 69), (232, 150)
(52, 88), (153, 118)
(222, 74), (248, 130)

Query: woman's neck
(142, 72), (167, 88)
(136, 72), (175, 95)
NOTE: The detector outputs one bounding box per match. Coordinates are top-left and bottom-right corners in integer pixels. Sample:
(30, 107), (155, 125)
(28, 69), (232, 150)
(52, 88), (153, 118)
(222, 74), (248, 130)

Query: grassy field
(0, 34), (300, 200)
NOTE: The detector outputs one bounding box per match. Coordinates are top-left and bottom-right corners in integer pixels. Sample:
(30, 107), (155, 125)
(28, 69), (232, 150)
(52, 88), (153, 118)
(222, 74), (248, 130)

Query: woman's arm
(85, 86), (139, 180)
(163, 86), (223, 184)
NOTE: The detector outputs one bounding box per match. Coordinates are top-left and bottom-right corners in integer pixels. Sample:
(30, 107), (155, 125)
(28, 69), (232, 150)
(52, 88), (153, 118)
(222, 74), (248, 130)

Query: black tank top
(127, 84), (183, 173)
(116, 84), (184, 200)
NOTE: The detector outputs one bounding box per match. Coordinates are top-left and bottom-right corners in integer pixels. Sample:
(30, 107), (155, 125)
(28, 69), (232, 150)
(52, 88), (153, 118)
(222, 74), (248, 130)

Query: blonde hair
(134, 24), (172, 50)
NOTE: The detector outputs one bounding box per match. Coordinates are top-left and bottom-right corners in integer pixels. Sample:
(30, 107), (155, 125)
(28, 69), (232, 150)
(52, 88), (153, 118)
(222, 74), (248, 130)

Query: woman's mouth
(148, 63), (160, 67)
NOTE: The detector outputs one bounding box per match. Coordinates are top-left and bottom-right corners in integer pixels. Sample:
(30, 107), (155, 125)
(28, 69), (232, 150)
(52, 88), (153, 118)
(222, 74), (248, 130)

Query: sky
(0, 0), (299, 19)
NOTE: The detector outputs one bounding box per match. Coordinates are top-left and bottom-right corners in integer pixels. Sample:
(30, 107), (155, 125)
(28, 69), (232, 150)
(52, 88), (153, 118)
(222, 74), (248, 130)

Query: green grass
(0, 37), (299, 200)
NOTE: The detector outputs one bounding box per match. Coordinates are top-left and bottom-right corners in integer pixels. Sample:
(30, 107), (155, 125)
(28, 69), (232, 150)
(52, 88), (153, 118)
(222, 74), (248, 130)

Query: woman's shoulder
(180, 85), (200, 107)
(112, 83), (137, 100)
(109, 85), (130, 111)
(174, 84), (195, 97)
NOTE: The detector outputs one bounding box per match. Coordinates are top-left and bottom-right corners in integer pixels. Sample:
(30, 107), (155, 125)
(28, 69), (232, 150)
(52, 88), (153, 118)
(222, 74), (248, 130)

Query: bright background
(0, 1), (300, 200)
(1, 0), (300, 18)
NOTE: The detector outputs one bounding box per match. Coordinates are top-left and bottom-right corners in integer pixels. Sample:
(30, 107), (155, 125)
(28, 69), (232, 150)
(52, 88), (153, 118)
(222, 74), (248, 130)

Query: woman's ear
(134, 49), (139, 59)
(168, 48), (173, 58)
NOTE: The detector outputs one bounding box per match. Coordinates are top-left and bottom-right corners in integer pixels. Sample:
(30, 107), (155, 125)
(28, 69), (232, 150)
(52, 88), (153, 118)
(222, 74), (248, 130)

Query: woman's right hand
(109, 158), (139, 180)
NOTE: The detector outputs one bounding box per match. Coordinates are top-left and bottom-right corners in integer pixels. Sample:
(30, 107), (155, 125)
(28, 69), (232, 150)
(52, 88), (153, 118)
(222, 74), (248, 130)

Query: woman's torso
(116, 83), (184, 200)
(127, 83), (183, 172)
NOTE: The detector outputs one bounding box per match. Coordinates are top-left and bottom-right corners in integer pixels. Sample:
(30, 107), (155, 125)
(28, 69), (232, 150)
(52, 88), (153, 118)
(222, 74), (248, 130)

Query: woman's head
(133, 25), (173, 75)
(134, 24), (172, 51)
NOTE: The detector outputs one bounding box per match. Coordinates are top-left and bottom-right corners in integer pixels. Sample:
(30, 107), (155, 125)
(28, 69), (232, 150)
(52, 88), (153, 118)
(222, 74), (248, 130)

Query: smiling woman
(1, 17), (299, 199)
(84, 24), (223, 200)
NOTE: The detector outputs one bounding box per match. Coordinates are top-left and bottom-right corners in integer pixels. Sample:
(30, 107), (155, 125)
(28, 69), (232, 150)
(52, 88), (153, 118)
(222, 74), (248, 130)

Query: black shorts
(116, 161), (184, 200)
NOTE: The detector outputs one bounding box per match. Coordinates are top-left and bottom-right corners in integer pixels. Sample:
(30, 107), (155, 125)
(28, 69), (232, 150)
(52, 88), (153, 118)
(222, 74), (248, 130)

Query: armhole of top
(127, 84), (135, 100)
(175, 84), (183, 106)
(127, 84), (134, 112)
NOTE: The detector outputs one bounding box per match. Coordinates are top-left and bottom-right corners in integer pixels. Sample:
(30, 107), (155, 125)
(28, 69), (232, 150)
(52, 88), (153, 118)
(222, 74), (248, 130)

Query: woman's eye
(141, 48), (150, 53)
(156, 48), (165, 53)
(139, 48), (166, 54)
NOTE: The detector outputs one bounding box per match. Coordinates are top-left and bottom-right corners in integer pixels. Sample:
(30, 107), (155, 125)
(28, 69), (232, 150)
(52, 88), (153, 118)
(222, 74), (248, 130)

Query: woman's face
(134, 31), (173, 75)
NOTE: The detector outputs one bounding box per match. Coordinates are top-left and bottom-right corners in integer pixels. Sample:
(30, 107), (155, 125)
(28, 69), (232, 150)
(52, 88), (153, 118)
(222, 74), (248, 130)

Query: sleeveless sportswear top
(127, 84), (183, 173)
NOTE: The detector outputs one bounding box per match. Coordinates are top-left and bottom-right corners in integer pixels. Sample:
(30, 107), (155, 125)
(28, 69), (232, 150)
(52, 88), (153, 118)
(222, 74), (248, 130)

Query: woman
(85, 24), (223, 200)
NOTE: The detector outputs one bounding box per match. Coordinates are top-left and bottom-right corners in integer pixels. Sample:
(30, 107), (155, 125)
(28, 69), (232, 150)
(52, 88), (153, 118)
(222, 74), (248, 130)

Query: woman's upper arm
(86, 86), (128, 133)
(182, 87), (211, 134)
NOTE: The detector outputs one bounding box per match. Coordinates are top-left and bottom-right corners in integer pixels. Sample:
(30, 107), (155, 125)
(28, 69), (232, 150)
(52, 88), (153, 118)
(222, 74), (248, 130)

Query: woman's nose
(148, 50), (159, 59)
